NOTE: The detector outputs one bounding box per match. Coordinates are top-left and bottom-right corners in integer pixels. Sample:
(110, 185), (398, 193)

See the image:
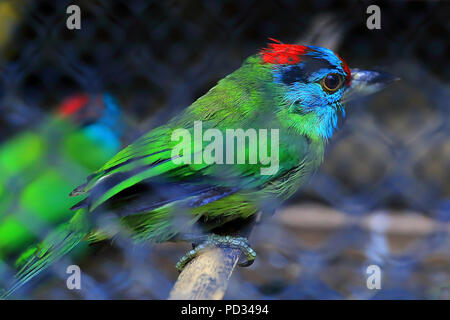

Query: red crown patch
(260, 38), (310, 65)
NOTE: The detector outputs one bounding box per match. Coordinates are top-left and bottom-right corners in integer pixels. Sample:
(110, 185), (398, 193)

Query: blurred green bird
(2, 41), (396, 297)
(0, 93), (126, 272)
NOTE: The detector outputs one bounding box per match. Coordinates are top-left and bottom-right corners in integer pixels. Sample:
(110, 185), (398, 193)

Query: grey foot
(175, 234), (256, 272)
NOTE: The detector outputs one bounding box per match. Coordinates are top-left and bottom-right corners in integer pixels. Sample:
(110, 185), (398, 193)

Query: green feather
(1, 209), (89, 299)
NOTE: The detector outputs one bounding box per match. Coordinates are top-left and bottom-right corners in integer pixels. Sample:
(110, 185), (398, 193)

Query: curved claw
(175, 234), (257, 272)
(238, 257), (255, 268)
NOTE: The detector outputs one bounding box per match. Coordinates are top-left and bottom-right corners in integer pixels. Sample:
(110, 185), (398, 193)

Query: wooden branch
(168, 214), (259, 300)
(168, 247), (241, 300)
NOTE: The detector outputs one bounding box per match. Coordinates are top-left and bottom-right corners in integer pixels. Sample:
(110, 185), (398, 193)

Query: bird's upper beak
(341, 69), (399, 103)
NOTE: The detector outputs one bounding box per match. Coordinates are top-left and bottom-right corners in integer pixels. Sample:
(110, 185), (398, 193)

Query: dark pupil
(325, 74), (340, 89)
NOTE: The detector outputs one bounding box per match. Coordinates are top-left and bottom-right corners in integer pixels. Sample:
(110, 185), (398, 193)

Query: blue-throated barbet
(2, 41), (397, 297)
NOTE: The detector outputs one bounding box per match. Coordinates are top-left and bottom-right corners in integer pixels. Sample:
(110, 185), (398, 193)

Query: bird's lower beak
(341, 69), (399, 103)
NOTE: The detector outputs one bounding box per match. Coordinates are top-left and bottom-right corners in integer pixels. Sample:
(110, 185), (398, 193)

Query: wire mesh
(0, 0), (448, 299)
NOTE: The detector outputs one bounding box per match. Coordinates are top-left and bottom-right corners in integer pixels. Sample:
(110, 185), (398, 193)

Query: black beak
(341, 69), (399, 103)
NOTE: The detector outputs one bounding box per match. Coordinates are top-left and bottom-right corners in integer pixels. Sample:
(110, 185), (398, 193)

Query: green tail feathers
(1, 209), (89, 299)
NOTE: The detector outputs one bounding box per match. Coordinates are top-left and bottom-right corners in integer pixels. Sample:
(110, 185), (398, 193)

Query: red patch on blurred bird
(58, 94), (89, 117)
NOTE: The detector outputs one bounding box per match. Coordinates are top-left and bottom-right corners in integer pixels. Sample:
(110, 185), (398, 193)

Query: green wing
(71, 123), (302, 211)
(70, 59), (308, 213)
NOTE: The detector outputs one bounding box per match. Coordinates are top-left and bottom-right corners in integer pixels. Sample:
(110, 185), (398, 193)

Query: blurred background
(0, 0), (449, 299)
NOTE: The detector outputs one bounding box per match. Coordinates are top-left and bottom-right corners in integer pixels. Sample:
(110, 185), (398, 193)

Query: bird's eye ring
(321, 73), (343, 93)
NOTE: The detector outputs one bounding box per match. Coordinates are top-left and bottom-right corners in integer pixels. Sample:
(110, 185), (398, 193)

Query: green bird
(2, 41), (396, 297)
(0, 93), (126, 290)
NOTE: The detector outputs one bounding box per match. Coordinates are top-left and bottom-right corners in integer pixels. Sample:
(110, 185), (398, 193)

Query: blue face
(273, 46), (350, 139)
(81, 93), (124, 154)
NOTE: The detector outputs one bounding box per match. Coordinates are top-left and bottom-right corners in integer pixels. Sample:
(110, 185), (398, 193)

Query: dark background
(0, 0), (448, 299)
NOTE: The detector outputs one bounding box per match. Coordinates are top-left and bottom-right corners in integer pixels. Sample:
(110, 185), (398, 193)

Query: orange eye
(321, 73), (343, 93)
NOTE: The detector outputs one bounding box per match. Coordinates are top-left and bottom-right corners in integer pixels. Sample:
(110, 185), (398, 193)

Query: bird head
(57, 93), (124, 153)
(259, 39), (397, 139)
